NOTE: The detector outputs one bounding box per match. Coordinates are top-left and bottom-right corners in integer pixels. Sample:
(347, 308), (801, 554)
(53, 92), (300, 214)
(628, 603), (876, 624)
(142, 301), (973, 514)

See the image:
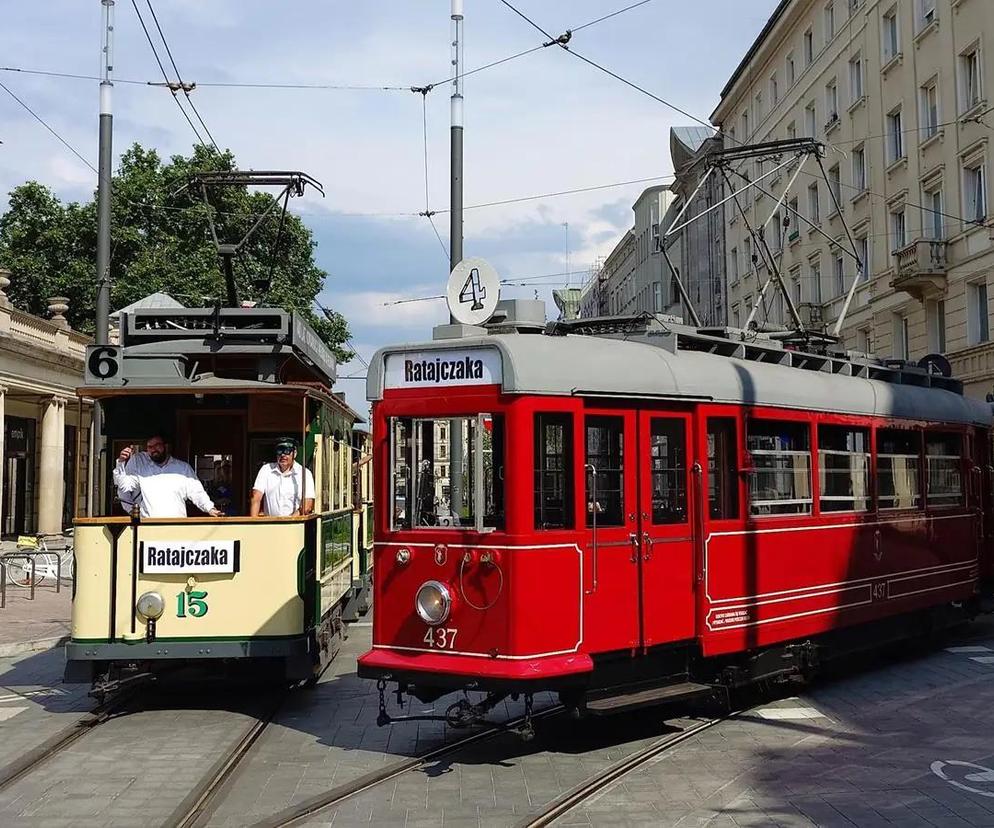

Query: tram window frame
(707, 418), (740, 521)
(925, 431), (964, 508)
(649, 418), (688, 525)
(818, 424), (871, 513)
(746, 419), (813, 516)
(585, 416), (625, 528)
(534, 413), (574, 530)
(389, 414), (505, 532)
(877, 427), (922, 510)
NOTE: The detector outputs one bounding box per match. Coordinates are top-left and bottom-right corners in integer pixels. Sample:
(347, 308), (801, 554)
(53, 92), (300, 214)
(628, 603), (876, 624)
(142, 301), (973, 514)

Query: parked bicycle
(5, 529), (74, 588)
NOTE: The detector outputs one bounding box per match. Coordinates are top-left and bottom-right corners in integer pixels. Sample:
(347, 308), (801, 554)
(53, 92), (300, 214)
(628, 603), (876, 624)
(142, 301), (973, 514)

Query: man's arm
(112, 448), (141, 499)
(249, 489), (264, 517)
(250, 466), (268, 517)
(300, 468), (316, 516)
(183, 477), (220, 517)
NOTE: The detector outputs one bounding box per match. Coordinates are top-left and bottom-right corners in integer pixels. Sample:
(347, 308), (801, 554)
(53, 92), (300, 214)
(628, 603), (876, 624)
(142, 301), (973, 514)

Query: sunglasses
(276, 446), (295, 455)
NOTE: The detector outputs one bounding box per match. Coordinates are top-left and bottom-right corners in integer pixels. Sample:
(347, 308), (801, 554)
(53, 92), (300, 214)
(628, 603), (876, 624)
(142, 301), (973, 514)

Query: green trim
(70, 633), (304, 644)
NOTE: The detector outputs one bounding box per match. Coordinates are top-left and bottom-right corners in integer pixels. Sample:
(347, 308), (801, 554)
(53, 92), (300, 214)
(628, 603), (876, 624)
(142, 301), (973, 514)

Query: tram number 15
(176, 590), (209, 618)
(423, 627), (458, 649)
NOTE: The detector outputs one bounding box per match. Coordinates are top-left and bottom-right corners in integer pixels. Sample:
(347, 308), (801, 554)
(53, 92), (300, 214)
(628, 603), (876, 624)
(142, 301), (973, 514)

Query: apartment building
(712, 0), (994, 398)
(580, 185), (677, 318)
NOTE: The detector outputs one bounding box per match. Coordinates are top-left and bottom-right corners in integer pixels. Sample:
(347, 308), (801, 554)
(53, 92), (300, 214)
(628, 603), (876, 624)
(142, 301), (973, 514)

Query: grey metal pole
(91, 0), (114, 516)
(95, 0), (114, 345)
(448, 0), (465, 519)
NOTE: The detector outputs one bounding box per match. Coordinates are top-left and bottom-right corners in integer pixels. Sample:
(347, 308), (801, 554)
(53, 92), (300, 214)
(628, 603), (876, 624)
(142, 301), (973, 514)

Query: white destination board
(384, 348), (502, 389)
(140, 540), (239, 574)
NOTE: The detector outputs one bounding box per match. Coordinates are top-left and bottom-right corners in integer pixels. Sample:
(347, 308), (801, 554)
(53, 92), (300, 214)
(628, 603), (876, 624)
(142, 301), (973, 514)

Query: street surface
(0, 617), (992, 826)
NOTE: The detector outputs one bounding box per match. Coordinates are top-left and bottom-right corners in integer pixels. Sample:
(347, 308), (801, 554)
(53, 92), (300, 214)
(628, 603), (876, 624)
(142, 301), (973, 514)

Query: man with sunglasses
(250, 437), (315, 517)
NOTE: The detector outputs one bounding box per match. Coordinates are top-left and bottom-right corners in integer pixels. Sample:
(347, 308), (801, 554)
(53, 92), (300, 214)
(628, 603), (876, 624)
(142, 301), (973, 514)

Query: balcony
(890, 238), (948, 301)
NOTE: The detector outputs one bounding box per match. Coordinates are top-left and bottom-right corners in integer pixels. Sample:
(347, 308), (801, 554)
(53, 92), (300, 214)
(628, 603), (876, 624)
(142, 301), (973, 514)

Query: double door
(581, 407), (697, 654)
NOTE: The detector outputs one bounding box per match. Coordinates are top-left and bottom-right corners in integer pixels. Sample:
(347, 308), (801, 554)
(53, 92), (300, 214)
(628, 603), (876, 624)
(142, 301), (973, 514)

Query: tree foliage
(0, 144), (351, 359)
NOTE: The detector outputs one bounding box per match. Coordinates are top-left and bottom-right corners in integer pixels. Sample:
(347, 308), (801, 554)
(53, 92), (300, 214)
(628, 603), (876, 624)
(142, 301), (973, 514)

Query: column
(38, 396), (66, 534)
(0, 386), (6, 535)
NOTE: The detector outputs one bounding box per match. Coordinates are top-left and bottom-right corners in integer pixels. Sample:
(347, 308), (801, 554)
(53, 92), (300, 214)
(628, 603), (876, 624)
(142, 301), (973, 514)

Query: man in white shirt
(250, 438), (315, 517)
(114, 435), (222, 519)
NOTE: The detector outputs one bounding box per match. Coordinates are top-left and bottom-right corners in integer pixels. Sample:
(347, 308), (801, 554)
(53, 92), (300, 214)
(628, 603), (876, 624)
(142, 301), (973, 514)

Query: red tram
(359, 307), (993, 720)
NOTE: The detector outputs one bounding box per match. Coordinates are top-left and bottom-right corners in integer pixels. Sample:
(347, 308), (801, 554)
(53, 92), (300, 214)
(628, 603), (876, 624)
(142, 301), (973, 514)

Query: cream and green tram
(65, 307), (372, 693)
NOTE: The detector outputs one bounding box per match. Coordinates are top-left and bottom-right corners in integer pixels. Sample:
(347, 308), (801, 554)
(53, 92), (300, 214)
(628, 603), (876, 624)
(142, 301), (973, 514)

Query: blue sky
(0, 0), (780, 413)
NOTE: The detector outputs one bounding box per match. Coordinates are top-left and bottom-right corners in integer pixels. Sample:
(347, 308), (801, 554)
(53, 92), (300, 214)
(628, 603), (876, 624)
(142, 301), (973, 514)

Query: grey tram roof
(368, 319), (992, 428)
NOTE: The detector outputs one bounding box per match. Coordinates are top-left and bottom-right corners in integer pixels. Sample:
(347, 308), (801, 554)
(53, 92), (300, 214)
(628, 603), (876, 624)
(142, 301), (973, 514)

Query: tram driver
(249, 437), (315, 517)
(114, 434), (222, 519)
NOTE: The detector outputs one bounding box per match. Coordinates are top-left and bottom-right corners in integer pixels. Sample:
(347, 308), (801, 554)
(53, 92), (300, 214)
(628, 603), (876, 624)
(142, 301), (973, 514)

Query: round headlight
(415, 580), (451, 626)
(136, 591), (165, 621)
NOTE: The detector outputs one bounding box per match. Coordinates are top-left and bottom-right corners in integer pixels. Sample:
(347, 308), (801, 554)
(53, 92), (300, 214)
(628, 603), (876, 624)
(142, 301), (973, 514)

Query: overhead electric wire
(0, 80), (96, 173)
(143, 0), (221, 154)
(496, 0), (714, 132)
(131, 0), (211, 151)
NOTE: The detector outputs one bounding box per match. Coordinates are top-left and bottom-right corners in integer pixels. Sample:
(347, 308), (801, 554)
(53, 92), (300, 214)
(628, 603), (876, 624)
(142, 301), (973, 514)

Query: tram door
(581, 409), (640, 653)
(636, 411), (696, 648)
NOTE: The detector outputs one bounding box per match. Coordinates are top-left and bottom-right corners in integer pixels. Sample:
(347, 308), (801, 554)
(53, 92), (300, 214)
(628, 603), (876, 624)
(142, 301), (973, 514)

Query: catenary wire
(130, 0), (209, 149)
(0, 80), (97, 173)
(144, 0), (221, 154)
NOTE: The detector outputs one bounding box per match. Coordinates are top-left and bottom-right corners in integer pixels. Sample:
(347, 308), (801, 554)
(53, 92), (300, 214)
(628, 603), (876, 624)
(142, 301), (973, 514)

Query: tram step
(585, 681), (714, 715)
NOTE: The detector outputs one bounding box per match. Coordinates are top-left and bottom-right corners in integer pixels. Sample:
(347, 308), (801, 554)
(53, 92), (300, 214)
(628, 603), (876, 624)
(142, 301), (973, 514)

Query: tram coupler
(444, 691), (508, 728)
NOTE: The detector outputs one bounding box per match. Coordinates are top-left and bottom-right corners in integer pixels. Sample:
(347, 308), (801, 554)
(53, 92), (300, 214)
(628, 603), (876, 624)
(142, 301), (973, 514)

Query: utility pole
(448, 0), (465, 519)
(91, 0), (114, 516)
(95, 0), (114, 345)
(563, 222), (570, 283)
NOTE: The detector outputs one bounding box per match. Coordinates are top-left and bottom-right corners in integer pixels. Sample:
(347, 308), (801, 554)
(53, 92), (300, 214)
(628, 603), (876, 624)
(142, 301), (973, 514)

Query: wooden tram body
(65, 308), (372, 690)
(359, 308), (993, 712)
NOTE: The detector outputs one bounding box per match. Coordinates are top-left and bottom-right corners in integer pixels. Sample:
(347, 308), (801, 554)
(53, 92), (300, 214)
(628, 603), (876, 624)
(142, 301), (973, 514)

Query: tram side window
(650, 419), (687, 524)
(818, 425), (870, 512)
(707, 418), (740, 520)
(926, 432), (964, 507)
(877, 429), (921, 510)
(390, 415), (505, 530)
(534, 414), (573, 529)
(585, 416), (624, 527)
(747, 420), (812, 516)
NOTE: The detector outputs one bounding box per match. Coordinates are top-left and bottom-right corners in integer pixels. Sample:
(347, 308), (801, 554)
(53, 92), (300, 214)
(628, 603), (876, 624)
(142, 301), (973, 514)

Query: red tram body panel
(359, 315), (993, 707)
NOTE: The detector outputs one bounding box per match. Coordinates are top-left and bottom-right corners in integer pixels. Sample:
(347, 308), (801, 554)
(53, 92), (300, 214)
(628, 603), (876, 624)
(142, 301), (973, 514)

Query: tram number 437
(423, 627), (458, 649)
(176, 590), (209, 618)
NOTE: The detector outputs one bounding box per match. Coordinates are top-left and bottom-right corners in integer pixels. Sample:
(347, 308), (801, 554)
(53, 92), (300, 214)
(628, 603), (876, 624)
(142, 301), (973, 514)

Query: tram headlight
(415, 580), (451, 626)
(136, 591), (165, 621)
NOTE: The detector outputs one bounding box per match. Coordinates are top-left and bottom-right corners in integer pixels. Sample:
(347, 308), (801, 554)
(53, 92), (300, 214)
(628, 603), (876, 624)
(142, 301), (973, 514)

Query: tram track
(519, 715), (729, 827)
(0, 690), (136, 795)
(249, 704), (566, 828)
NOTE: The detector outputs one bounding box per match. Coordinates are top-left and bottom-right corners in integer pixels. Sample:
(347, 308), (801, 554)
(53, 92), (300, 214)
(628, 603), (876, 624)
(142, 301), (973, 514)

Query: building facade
(580, 186), (676, 318)
(712, 0), (994, 397)
(670, 127), (729, 327)
(0, 269), (91, 536)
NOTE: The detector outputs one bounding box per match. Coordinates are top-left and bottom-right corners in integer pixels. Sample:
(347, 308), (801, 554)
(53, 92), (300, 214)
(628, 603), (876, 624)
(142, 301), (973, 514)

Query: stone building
(0, 269), (91, 535)
(580, 186), (676, 318)
(712, 0), (994, 398)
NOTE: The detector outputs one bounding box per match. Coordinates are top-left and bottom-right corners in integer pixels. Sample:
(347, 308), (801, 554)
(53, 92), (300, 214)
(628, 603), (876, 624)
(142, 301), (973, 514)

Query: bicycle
(5, 529), (74, 588)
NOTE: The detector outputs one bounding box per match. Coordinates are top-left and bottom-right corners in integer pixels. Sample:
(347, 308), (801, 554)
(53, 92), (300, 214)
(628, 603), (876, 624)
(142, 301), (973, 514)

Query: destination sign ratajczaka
(384, 348), (503, 389)
(140, 540), (239, 574)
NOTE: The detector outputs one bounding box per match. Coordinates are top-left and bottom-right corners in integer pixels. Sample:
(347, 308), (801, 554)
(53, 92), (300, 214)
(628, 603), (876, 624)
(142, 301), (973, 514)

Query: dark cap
(275, 437), (297, 453)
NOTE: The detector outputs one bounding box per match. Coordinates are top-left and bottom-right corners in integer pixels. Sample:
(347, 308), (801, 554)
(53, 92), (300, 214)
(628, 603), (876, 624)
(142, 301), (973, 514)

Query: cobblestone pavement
(2, 617), (994, 827)
(0, 584), (71, 655)
(0, 647), (94, 770)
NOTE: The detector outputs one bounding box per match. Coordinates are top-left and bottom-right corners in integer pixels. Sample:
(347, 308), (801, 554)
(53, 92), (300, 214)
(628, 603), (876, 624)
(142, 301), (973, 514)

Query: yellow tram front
(64, 308), (372, 693)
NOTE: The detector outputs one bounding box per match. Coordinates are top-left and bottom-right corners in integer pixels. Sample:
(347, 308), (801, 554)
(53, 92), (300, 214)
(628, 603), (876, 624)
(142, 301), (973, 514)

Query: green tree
(0, 143), (351, 359)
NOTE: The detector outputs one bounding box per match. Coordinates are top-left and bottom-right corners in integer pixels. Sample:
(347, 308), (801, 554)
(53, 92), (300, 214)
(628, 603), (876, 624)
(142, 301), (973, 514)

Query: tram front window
(390, 415), (504, 531)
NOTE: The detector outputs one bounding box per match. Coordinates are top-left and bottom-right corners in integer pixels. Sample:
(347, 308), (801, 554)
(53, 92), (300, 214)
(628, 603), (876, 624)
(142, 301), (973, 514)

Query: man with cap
(250, 437), (316, 517)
